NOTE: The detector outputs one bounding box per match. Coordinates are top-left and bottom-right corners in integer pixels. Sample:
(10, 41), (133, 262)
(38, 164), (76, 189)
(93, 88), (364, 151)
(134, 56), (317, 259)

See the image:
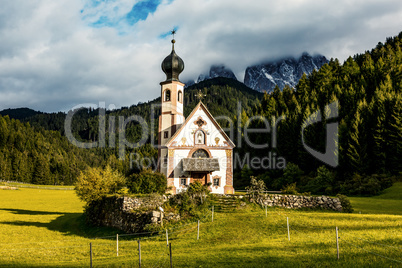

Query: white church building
(158, 38), (235, 195)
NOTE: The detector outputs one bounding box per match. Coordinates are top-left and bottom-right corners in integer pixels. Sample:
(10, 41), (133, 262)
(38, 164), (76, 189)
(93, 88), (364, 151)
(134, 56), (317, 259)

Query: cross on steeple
(171, 29), (176, 40)
(195, 89), (206, 101)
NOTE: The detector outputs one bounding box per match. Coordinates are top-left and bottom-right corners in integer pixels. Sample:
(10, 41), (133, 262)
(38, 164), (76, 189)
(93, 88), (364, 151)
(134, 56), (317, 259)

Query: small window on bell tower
(165, 90), (171, 101)
(178, 91), (182, 102)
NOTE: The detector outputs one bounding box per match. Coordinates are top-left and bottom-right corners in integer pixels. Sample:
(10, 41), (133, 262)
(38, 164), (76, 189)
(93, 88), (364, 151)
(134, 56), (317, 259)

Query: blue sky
(86, 0), (167, 28)
(0, 0), (402, 112)
(126, 0), (163, 25)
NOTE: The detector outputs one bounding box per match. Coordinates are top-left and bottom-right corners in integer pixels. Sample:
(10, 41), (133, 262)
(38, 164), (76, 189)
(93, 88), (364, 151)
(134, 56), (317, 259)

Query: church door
(192, 172), (208, 185)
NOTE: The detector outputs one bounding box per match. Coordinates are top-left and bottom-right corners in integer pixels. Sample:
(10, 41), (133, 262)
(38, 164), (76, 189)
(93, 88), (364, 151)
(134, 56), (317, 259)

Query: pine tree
(32, 155), (51, 185)
(0, 116), (9, 147)
(347, 100), (369, 174)
(0, 150), (12, 181)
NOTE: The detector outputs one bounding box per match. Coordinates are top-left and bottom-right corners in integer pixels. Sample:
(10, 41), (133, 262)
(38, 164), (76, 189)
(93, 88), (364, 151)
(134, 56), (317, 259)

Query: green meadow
(349, 182), (402, 215)
(0, 183), (401, 267)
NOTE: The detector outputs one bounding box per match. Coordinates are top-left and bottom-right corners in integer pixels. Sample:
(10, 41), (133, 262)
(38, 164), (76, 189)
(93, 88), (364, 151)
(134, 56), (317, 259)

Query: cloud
(0, 0), (402, 112)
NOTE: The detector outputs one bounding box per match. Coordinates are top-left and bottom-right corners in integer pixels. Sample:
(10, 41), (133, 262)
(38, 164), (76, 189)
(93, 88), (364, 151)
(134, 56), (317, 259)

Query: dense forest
(242, 32), (402, 194)
(0, 78), (261, 186)
(0, 115), (104, 185)
(0, 32), (401, 195)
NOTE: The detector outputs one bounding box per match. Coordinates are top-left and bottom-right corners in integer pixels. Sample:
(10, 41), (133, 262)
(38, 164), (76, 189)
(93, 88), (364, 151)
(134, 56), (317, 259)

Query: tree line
(1, 32), (401, 196)
(239, 32), (402, 195)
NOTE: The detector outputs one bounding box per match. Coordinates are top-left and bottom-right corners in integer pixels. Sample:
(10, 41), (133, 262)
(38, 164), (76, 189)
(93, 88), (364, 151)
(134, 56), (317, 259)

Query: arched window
(192, 149), (208, 158)
(165, 90), (171, 101)
(178, 90), (182, 102)
(194, 130), (205, 145)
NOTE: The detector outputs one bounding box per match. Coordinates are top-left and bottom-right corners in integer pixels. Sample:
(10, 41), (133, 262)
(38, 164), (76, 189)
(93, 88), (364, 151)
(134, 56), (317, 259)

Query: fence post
(116, 234), (119, 257)
(197, 220), (200, 240)
(90, 242), (93, 268)
(287, 217), (290, 241)
(166, 229), (169, 247)
(138, 239), (141, 268)
(169, 242), (173, 268)
(265, 205), (267, 217)
(336, 227), (339, 260)
(212, 205), (214, 222)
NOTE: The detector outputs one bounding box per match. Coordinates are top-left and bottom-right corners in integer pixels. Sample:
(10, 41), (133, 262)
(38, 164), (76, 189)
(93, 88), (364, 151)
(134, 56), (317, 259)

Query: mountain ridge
(244, 52), (328, 92)
(187, 52), (328, 92)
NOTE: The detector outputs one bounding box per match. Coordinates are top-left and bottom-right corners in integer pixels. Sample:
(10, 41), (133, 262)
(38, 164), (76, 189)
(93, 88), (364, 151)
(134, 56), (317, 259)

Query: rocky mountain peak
(197, 64), (237, 83)
(244, 53), (328, 93)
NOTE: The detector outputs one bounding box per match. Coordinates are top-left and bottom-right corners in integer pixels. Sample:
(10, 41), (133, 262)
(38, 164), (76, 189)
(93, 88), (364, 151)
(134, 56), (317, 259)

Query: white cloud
(0, 0), (402, 112)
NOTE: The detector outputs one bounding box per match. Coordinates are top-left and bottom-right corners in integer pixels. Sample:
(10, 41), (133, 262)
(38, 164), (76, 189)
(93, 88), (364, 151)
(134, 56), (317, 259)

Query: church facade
(158, 38), (235, 195)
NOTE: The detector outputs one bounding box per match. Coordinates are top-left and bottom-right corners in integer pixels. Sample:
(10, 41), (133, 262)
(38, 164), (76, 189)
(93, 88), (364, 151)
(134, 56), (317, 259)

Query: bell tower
(159, 36), (185, 175)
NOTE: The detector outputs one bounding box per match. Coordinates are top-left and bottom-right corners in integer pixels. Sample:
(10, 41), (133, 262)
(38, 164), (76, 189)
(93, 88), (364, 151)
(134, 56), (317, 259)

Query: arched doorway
(191, 149), (209, 185)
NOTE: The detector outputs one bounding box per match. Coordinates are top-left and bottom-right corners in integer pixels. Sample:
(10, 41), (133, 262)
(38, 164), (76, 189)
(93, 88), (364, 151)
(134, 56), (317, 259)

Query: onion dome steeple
(161, 38), (184, 82)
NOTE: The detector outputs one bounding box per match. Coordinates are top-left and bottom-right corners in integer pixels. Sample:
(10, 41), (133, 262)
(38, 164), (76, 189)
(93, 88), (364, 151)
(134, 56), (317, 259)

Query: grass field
(349, 182), (402, 215)
(0, 184), (401, 267)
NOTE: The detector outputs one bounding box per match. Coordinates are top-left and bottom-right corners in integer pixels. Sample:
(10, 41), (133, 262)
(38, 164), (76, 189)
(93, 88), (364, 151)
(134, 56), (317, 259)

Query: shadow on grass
(167, 245), (397, 268)
(0, 208), (120, 239)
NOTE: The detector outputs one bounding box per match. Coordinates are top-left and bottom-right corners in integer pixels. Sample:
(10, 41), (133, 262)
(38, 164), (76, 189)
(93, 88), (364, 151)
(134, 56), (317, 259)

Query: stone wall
(250, 194), (342, 211)
(86, 195), (180, 233)
(0, 186), (18, 190)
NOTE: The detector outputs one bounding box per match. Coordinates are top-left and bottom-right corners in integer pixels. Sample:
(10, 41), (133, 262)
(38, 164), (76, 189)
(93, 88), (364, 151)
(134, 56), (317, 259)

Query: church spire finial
(161, 28), (184, 82)
(171, 29), (176, 50)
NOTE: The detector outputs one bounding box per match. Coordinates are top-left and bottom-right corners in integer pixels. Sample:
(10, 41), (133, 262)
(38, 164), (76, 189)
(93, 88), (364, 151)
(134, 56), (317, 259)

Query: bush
(127, 169), (167, 194)
(281, 182), (299, 195)
(303, 166), (335, 195)
(283, 163), (303, 185)
(336, 194), (354, 213)
(340, 173), (393, 196)
(169, 181), (211, 218)
(74, 165), (126, 204)
(187, 181), (210, 201)
(245, 176), (267, 200)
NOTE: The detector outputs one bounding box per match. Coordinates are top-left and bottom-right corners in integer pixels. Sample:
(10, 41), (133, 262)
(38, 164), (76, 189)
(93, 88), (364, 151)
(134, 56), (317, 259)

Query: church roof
(165, 101), (235, 148)
(161, 39), (184, 82)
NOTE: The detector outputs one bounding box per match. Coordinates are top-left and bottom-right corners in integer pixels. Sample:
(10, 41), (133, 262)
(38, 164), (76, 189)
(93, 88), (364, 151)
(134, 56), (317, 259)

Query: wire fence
(270, 207), (402, 265)
(0, 207), (213, 267)
(0, 180), (74, 190)
(1, 205), (401, 267)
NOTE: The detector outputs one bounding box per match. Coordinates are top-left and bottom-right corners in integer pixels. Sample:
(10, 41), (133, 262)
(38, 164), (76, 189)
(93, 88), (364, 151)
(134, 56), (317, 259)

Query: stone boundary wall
(0, 186), (18, 190)
(87, 195), (179, 233)
(251, 194), (343, 211)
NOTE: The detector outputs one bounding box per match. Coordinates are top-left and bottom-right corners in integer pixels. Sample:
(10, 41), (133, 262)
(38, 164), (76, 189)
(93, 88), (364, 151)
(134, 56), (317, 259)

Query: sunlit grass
(349, 182), (402, 215)
(0, 185), (401, 267)
(0, 181), (74, 190)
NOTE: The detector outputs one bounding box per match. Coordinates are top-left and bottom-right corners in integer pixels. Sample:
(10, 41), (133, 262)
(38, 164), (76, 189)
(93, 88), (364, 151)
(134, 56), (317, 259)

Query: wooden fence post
(212, 205), (214, 222)
(336, 227), (339, 260)
(169, 242), (173, 268)
(197, 220), (200, 240)
(138, 239), (141, 268)
(116, 234), (119, 256)
(265, 205), (267, 217)
(287, 217), (290, 241)
(166, 229), (169, 247)
(90, 242), (93, 268)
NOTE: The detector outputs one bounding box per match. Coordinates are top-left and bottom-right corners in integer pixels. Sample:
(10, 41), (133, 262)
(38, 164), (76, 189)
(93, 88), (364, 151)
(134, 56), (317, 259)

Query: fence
(270, 207), (402, 265)
(0, 207), (213, 267)
(1, 204), (401, 267)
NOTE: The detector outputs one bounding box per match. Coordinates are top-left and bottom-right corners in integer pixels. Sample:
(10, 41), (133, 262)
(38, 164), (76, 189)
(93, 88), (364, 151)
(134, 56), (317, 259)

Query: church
(158, 37), (235, 195)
